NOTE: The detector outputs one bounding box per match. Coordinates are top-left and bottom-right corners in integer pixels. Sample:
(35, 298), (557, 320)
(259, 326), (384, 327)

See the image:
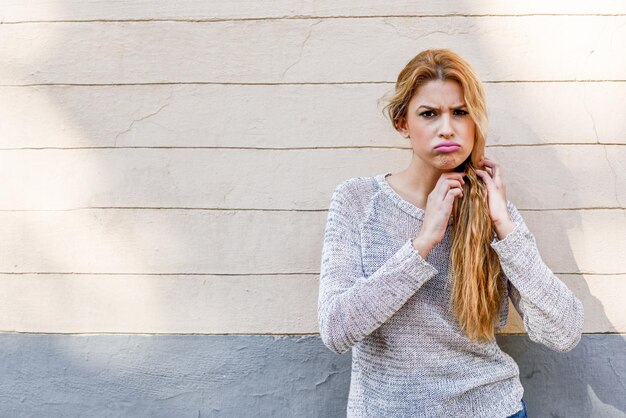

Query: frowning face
(397, 79), (475, 172)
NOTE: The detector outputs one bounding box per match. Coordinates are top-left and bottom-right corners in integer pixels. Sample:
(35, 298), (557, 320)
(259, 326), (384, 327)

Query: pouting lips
(434, 145), (460, 152)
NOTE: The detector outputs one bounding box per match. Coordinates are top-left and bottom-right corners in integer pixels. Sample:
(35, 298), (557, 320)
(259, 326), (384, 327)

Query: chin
(435, 155), (463, 170)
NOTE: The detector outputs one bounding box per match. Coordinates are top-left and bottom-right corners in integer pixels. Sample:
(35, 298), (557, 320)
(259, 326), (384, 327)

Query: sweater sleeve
(317, 181), (439, 354)
(490, 200), (584, 352)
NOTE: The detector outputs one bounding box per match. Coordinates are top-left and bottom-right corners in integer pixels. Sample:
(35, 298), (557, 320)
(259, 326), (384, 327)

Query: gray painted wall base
(0, 334), (623, 417)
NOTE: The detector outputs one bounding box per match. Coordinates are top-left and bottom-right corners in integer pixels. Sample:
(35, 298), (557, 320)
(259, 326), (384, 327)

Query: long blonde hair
(381, 49), (504, 342)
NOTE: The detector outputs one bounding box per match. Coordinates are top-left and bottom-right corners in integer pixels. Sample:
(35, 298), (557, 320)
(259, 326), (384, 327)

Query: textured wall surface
(0, 1), (624, 416)
(0, 334), (623, 417)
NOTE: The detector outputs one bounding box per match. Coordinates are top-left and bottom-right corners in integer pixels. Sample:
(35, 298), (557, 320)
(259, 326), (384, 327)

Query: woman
(317, 49), (584, 418)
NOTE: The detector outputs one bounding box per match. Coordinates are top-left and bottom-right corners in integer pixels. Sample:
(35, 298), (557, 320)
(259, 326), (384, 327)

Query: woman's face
(397, 79), (475, 172)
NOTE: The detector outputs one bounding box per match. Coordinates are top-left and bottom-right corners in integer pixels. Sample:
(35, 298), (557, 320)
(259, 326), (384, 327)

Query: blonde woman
(317, 49), (584, 417)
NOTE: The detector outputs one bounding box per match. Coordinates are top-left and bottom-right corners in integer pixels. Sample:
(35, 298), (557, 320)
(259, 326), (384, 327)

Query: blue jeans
(506, 398), (528, 418)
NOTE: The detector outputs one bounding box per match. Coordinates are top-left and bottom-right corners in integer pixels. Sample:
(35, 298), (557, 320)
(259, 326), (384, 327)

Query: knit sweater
(317, 172), (584, 418)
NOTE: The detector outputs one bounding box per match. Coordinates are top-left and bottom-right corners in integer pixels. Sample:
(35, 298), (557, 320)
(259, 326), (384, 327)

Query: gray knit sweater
(317, 172), (584, 418)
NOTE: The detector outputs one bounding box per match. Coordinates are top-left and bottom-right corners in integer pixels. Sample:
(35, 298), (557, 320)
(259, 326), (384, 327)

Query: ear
(396, 117), (409, 138)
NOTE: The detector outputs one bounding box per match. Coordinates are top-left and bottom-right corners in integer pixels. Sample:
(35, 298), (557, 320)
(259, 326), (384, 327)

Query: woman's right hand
(412, 171), (466, 257)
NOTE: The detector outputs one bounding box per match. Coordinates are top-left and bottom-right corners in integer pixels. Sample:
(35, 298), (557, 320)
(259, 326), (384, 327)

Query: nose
(438, 112), (454, 138)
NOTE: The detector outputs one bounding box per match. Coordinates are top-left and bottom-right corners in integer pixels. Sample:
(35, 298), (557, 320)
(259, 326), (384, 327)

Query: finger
(433, 178), (464, 204)
(438, 179), (464, 199)
(475, 169), (496, 189)
(478, 161), (492, 176)
(445, 179), (464, 189)
(479, 156), (494, 170)
(475, 166), (493, 180)
(436, 174), (464, 193)
(481, 156), (502, 186)
(453, 187), (464, 198)
(442, 172), (466, 185)
(444, 187), (464, 204)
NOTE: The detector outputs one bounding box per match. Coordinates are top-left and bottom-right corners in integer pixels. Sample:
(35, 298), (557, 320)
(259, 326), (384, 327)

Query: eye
(455, 109), (469, 116)
(420, 110), (436, 118)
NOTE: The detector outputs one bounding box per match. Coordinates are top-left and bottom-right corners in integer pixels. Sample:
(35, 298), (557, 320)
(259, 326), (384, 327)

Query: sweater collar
(375, 172), (454, 225)
(375, 172), (426, 221)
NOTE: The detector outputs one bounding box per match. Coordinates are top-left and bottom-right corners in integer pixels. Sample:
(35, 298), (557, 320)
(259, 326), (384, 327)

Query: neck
(401, 156), (451, 199)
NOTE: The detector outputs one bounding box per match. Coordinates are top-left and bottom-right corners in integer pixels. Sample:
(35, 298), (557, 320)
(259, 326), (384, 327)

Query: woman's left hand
(475, 156), (512, 227)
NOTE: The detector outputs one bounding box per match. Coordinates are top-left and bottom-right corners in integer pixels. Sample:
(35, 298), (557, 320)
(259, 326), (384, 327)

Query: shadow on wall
(450, 2), (625, 416)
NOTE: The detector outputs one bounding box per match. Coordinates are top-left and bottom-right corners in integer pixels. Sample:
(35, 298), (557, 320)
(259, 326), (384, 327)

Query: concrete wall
(0, 1), (624, 416)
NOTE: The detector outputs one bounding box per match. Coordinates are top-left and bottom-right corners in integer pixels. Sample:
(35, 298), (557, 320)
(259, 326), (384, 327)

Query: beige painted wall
(0, 1), (624, 336)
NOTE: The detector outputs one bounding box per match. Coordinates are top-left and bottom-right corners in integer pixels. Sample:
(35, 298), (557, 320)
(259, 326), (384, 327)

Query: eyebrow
(417, 104), (467, 110)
